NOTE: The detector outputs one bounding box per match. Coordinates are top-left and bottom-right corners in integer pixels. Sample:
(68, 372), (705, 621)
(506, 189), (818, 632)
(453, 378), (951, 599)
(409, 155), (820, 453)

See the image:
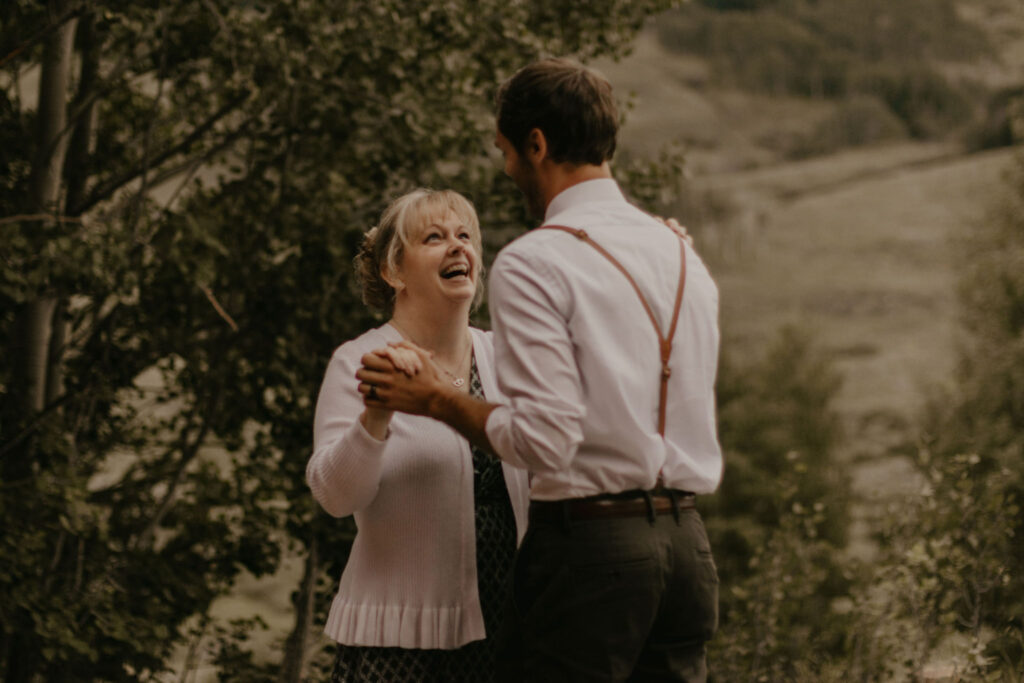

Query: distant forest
(656, 0), (1022, 154)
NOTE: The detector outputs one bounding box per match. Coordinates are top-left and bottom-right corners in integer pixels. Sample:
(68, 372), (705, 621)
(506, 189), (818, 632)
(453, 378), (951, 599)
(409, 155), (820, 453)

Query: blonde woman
(307, 189), (529, 682)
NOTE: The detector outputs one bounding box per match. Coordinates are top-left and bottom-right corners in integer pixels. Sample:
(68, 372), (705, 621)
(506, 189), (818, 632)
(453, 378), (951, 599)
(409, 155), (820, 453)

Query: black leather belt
(529, 489), (696, 524)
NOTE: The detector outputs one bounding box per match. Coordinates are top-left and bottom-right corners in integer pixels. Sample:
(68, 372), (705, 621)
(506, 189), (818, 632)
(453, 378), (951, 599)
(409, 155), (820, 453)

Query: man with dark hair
(357, 57), (723, 682)
(495, 59), (619, 166)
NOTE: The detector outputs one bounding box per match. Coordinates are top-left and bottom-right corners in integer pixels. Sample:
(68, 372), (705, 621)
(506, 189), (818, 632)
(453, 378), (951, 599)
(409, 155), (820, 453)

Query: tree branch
(199, 286), (239, 332)
(70, 93), (252, 215)
(0, 213), (83, 226)
(0, 390), (76, 460)
(138, 118), (257, 191)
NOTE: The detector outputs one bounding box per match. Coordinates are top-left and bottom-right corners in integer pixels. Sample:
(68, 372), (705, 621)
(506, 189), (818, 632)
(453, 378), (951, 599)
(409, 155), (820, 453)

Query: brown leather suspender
(536, 225), (687, 437)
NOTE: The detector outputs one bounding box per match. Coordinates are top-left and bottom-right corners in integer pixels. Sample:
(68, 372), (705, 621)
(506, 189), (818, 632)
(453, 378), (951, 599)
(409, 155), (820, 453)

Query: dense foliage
(912, 149), (1024, 675)
(703, 327), (852, 680)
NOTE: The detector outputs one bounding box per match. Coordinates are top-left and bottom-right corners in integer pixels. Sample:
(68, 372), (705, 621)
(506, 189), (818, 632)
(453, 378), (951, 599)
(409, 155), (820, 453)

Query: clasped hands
(356, 341), (448, 417)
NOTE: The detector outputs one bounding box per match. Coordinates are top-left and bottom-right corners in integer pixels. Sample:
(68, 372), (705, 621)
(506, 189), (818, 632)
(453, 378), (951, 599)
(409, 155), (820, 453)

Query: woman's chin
(446, 286), (478, 306)
(439, 277), (476, 296)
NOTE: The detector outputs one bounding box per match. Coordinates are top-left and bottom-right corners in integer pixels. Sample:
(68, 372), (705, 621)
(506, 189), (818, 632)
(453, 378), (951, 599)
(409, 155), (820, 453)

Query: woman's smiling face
(391, 209), (481, 309)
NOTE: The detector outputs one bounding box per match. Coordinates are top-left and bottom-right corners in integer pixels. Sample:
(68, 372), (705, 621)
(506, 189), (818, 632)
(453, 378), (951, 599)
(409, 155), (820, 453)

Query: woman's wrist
(360, 407), (393, 441)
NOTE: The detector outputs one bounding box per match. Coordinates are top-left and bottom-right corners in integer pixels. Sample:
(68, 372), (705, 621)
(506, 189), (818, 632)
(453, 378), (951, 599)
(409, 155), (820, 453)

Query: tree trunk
(279, 537), (320, 683)
(64, 10), (98, 215)
(8, 0), (77, 428)
(29, 2), (76, 213)
(4, 3), (78, 682)
(45, 10), (99, 440)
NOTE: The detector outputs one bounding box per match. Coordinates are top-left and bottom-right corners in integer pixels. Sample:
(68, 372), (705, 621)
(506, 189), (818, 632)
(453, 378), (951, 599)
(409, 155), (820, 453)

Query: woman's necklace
(389, 321), (471, 388)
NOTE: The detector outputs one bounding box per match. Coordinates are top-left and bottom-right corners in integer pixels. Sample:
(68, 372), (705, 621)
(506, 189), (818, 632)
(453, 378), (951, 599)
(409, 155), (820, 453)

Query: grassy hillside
(710, 147), (1015, 419)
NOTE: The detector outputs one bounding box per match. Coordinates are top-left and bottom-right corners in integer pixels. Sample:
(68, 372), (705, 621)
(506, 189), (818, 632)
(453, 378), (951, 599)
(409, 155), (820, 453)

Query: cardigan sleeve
(307, 342), (388, 517)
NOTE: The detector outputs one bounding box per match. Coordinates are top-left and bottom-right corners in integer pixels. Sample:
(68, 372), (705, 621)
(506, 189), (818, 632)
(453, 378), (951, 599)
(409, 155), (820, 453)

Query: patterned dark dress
(331, 355), (518, 683)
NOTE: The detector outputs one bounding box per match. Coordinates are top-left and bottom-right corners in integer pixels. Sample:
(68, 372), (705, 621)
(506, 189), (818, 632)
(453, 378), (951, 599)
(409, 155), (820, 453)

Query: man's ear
(526, 128), (547, 163)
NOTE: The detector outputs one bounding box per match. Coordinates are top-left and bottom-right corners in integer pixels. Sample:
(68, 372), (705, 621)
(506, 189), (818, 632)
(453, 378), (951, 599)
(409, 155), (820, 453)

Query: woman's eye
(459, 232), (471, 240)
(424, 233), (441, 242)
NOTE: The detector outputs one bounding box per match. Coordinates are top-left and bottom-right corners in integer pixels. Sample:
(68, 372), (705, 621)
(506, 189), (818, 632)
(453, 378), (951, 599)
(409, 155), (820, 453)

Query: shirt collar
(544, 178), (625, 223)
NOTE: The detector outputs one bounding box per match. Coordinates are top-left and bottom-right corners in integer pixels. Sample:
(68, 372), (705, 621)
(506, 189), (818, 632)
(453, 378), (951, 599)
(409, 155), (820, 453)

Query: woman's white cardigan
(307, 323), (530, 650)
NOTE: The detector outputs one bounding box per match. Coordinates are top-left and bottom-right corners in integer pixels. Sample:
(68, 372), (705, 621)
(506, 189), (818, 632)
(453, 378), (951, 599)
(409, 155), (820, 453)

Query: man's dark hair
(495, 58), (618, 166)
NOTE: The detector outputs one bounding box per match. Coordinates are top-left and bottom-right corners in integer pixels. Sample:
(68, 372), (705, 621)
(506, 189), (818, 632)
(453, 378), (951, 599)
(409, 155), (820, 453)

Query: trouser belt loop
(667, 489), (682, 526)
(641, 490), (656, 526)
(561, 500), (572, 534)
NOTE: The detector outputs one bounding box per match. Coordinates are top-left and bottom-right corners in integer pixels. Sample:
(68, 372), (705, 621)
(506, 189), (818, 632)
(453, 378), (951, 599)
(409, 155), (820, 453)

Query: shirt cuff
(352, 415), (389, 448)
(318, 418), (389, 483)
(485, 405), (531, 471)
(355, 413), (390, 444)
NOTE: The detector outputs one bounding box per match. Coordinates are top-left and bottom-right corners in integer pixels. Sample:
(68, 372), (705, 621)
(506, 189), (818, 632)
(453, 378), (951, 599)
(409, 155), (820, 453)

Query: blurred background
(2, 0), (1022, 681)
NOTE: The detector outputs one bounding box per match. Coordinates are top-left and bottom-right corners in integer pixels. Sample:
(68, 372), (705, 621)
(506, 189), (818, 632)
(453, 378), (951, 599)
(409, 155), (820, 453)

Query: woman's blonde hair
(355, 189), (484, 316)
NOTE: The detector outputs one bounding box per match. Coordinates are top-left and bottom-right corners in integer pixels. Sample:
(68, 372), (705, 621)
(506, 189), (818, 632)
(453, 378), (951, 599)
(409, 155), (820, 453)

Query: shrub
(849, 64), (973, 138)
(844, 451), (1022, 680)
(785, 95), (908, 159)
(966, 88), (1024, 151)
(708, 451), (853, 681)
(706, 326), (853, 678)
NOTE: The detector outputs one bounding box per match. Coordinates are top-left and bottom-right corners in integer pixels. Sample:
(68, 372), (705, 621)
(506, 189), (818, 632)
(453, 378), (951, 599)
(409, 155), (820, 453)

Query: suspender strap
(537, 225), (687, 436)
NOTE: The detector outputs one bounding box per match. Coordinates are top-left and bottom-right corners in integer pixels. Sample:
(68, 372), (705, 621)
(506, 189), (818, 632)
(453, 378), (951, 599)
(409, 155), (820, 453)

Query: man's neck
(539, 161), (613, 217)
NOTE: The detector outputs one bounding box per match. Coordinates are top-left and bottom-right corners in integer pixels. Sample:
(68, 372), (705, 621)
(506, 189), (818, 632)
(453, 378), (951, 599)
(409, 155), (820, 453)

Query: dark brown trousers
(496, 506), (719, 682)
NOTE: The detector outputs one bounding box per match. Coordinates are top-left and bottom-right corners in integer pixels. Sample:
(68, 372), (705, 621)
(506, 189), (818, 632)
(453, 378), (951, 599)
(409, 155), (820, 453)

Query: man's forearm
(428, 388), (499, 455)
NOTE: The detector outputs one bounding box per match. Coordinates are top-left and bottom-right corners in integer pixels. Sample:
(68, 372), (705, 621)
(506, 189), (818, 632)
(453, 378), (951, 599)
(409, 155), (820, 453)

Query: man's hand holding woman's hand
(356, 341), (448, 424)
(375, 343), (425, 377)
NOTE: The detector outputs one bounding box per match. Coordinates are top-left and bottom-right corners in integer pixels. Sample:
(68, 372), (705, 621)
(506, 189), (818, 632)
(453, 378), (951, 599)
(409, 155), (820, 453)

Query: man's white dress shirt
(484, 178), (723, 500)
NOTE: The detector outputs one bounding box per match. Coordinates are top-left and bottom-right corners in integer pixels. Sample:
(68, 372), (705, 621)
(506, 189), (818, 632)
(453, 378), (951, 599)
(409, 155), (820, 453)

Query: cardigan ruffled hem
(324, 596), (486, 650)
